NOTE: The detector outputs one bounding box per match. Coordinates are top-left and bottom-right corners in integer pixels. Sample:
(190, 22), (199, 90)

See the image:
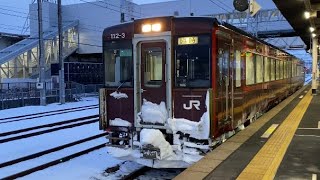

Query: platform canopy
(272, 0), (320, 49)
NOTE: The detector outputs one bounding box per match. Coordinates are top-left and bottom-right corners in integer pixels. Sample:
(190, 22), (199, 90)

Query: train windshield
(175, 35), (210, 88)
(104, 40), (133, 87)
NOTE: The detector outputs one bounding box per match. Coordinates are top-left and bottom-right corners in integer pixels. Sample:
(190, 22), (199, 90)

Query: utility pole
(58, 0), (65, 104)
(38, 0), (46, 106)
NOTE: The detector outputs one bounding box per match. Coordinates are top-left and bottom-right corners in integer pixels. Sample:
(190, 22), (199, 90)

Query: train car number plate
(141, 145), (160, 159)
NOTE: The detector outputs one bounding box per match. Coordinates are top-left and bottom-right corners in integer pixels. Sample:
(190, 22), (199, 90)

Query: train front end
(99, 17), (216, 168)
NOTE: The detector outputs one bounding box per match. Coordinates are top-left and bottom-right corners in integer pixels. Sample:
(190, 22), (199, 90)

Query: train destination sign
(178, 36), (198, 45)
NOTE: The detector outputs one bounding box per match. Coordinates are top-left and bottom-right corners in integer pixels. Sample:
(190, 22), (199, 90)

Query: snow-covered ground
(0, 97), (98, 119)
(0, 97), (137, 179)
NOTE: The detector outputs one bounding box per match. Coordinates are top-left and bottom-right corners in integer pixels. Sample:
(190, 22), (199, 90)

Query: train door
(217, 39), (234, 129)
(139, 42), (167, 124)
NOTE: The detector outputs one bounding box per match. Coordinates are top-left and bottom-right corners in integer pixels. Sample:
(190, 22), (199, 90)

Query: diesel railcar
(99, 16), (304, 168)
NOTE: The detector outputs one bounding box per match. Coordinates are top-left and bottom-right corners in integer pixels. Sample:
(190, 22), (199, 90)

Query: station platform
(175, 84), (319, 180)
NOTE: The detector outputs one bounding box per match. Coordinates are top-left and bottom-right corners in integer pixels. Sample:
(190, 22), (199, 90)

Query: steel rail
(0, 119), (98, 144)
(0, 115), (99, 137)
(0, 133), (107, 168)
(1, 143), (106, 180)
(0, 104), (98, 121)
(0, 106), (98, 124)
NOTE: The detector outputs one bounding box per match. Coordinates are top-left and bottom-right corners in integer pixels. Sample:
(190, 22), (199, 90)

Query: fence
(0, 81), (103, 110)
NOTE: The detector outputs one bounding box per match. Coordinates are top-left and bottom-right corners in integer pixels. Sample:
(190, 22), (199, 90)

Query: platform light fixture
(310, 27), (315, 32)
(304, 11), (317, 19)
(305, 11), (311, 19)
(312, 33), (316, 38)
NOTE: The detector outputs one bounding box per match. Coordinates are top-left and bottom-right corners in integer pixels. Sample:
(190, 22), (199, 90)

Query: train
(99, 16), (305, 168)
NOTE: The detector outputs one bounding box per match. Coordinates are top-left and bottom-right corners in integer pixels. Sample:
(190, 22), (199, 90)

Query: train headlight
(142, 23), (161, 32)
(152, 23), (161, 32)
(142, 24), (152, 32)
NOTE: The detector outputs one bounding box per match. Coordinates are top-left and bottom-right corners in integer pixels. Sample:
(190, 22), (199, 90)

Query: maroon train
(99, 16), (304, 168)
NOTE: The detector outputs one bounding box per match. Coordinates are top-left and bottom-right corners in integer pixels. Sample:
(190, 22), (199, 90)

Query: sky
(0, 0), (173, 35)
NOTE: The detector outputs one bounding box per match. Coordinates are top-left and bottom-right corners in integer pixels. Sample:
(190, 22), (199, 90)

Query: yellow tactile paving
(237, 89), (313, 180)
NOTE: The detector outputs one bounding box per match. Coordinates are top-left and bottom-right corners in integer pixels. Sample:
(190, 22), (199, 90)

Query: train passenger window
(284, 61), (287, 78)
(144, 47), (162, 87)
(256, 55), (263, 83)
(264, 57), (270, 82)
(175, 35), (210, 88)
(276, 60), (280, 80)
(280, 61), (284, 79)
(293, 64), (297, 77)
(270, 59), (275, 81)
(235, 50), (241, 87)
(246, 53), (255, 85)
(104, 40), (133, 87)
(288, 61), (292, 78)
(297, 65), (302, 76)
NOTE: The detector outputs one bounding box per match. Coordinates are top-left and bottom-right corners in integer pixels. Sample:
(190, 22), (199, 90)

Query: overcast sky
(0, 0), (173, 34)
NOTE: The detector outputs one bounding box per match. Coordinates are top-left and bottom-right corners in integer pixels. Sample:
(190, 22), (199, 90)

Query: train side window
(235, 50), (241, 87)
(276, 60), (280, 80)
(256, 55), (263, 83)
(284, 61), (288, 78)
(264, 57), (270, 82)
(270, 59), (275, 81)
(295, 64), (298, 76)
(246, 53), (255, 85)
(144, 47), (163, 87)
(288, 61), (292, 78)
(297, 65), (302, 76)
(279, 61), (284, 79)
(292, 63), (295, 77)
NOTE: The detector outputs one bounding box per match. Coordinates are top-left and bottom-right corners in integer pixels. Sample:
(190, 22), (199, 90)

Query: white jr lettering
(183, 100), (200, 110)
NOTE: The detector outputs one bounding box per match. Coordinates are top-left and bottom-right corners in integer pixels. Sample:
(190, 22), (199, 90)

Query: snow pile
(140, 99), (168, 124)
(110, 91), (128, 99)
(109, 118), (132, 127)
(140, 129), (173, 159)
(182, 153), (203, 164)
(106, 147), (133, 158)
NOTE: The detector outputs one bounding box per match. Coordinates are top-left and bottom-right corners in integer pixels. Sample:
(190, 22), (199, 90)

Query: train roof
(102, 16), (303, 63)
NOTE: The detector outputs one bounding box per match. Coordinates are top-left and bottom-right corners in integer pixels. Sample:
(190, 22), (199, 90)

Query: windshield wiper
(116, 78), (132, 92)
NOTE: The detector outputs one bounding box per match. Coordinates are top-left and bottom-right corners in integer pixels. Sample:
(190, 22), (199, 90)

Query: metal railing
(0, 81), (102, 110)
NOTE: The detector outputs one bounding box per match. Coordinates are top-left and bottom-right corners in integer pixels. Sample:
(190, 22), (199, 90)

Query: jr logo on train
(99, 16), (305, 168)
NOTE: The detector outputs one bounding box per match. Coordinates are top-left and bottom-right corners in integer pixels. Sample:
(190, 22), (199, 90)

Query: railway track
(0, 115), (99, 144)
(0, 104), (98, 124)
(1, 141), (106, 179)
(0, 134), (130, 179)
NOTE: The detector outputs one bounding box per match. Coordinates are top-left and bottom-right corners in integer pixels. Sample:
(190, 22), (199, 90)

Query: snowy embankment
(0, 97), (97, 119)
(0, 97), (137, 179)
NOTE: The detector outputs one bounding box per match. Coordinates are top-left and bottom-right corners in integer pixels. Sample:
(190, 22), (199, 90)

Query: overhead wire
(78, 0), (141, 18)
(0, 6), (108, 34)
(215, 0), (234, 12)
(27, 37), (102, 47)
(98, 0), (144, 17)
(0, 0), (144, 32)
(208, 0), (231, 13)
